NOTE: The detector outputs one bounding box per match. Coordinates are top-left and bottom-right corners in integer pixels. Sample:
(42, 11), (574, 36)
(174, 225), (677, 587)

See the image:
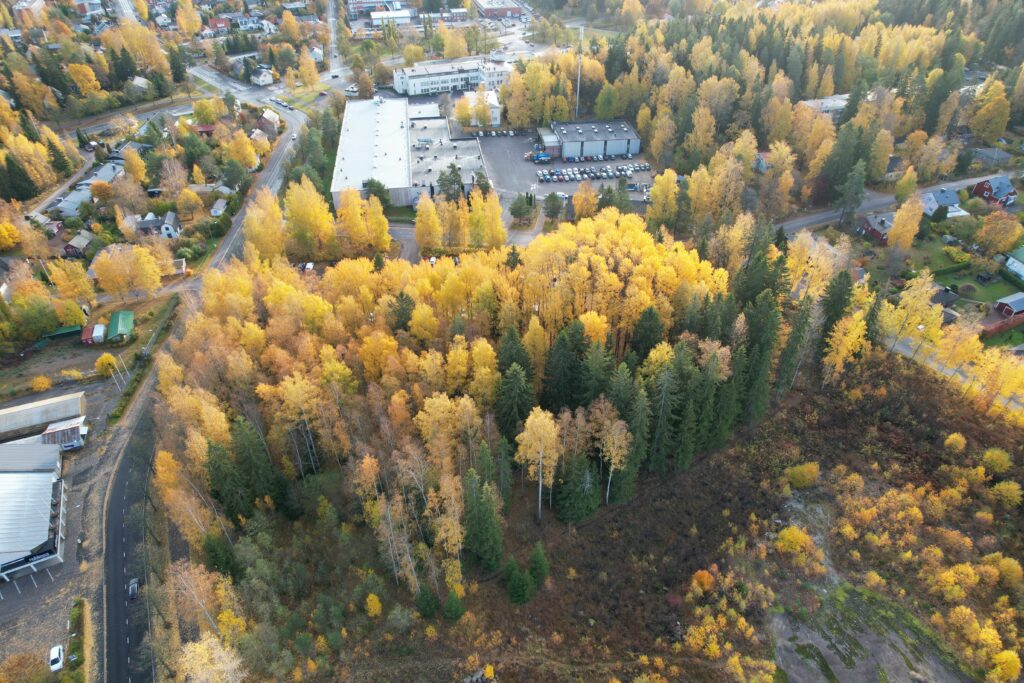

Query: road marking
(29, 574), (37, 587)
(126, 636), (130, 645)
(0, 589), (4, 599)
(46, 568), (54, 582)
(12, 580), (20, 594)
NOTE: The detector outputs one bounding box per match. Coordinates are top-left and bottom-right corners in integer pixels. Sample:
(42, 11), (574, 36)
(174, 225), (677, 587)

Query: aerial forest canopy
(138, 0), (1024, 680)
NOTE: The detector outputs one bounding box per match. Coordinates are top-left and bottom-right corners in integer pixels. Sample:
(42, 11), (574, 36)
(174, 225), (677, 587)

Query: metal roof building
(106, 310), (135, 342)
(0, 443), (66, 580)
(0, 392), (86, 441)
(331, 97), (486, 208)
(551, 120), (641, 160)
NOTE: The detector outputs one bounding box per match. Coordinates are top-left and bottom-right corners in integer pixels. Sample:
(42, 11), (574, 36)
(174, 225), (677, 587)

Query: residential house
(135, 211), (181, 239)
(105, 310), (135, 342)
(154, 13), (172, 28)
(237, 16), (262, 31)
(12, 0), (45, 22)
(251, 69), (274, 86)
(859, 212), (896, 245)
(883, 155), (904, 183)
(208, 16), (230, 34)
(109, 141), (152, 162)
(250, 128), (269, 146)
(53, 187), (93, 218)
(931, 286), (959, 308)
(193, 124), (215, 137)
(80, 162), (125, 188)
(210, 198), (228, 217)
(972, 175), (1018, 207)
(257, 108), (280, 133)
(75, 0), (104, 15)
(261, 19), (277, 34)
(1006, 246), (1024, 282)
(126, 76), (152, 96)
(921, 189), (969, 218)
(309, 45), (324, 63)
(995, 292), (1024, 317)
(63, 231), (95, 258)
(796, 93), (849, 122)
(973, 147), (1012, 170)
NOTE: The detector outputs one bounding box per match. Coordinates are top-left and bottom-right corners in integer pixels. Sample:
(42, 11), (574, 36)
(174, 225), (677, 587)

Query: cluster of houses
(861, 174), (1019, 246)
(857, 174), (1023, 322)
(51, 142), (154, 219)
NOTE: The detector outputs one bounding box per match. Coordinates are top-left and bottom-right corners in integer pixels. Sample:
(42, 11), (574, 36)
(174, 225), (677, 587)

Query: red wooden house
(972, 175), (1018, 207)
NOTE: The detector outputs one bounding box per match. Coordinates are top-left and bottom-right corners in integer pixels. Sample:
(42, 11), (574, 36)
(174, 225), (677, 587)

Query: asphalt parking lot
(479, 133), (655, 201)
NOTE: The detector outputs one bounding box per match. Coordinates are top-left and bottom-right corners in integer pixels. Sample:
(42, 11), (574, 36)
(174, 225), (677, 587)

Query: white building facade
(394, 58), (511, 96)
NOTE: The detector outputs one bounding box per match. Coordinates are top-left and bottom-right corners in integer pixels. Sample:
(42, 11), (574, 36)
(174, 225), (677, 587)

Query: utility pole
(574, 26), (583, 119)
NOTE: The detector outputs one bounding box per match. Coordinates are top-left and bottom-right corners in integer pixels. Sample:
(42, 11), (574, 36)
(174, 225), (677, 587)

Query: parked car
(49, 646), (64, 673)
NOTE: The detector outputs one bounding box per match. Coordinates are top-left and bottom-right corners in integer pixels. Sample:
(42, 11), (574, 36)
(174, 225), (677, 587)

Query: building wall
(605, 139), (627, 156)
(561, 141), (582, 159)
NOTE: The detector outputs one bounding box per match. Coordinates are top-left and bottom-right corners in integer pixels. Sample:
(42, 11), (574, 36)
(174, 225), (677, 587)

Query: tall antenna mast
(575, 26), (583, 119)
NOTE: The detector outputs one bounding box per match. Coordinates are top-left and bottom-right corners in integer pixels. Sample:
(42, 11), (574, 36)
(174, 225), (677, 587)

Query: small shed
(995, 292), (1024, 317)
(81, 323), (105, 344)
(106, 311), (135, 342)
(41, 415), (88, 450)
(43, 325), (82, 340)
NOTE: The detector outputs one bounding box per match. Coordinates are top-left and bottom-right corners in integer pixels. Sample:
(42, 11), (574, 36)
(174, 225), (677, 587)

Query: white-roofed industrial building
(0, 443), (67, 580)
(331, 97), (486, 208)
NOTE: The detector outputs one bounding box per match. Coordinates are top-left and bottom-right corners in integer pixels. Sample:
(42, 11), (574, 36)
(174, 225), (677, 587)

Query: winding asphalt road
(102, 72), (306, 683)
(778, 172), (1019, 236)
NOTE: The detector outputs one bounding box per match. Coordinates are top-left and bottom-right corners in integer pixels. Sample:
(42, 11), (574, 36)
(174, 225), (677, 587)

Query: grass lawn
(189, 75), (221, 97)
(281, 85), (329, 115)
(860, 236), (958, 287)
(937, 273), (1018, 303)
(384, 205), (416, 222)
(983, 326), (1024, 348)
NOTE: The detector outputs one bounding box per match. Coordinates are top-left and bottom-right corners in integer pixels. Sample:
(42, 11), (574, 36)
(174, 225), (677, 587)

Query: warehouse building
(393, 57), (512, 96)
(473, 0), (522, 17)
(331, 97), (486, 208)
(0, 392), (86, 442)
(0, 443), (67, 581)
(550, 120), (641, 160)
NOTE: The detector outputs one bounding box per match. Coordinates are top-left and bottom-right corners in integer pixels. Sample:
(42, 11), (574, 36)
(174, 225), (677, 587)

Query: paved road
(102, 70), (306, 683)
(779, 172), (1019, 235)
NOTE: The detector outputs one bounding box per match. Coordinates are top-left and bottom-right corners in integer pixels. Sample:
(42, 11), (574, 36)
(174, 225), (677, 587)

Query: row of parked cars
(537, 162), (649, 183)
(563, 154), (647, 164)
(477, 129), (517, 137)
(268, 97), (296, 111)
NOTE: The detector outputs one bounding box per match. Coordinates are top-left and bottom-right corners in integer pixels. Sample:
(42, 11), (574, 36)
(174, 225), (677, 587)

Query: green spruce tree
(495, 363), (535, 439)
(528, 542), (549, 585)
(497, 325), (531, 377)
(631, 306), (664, 360)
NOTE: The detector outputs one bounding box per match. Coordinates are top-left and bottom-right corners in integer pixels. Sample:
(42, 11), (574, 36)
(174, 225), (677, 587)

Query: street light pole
(574, 26), (583, 119)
